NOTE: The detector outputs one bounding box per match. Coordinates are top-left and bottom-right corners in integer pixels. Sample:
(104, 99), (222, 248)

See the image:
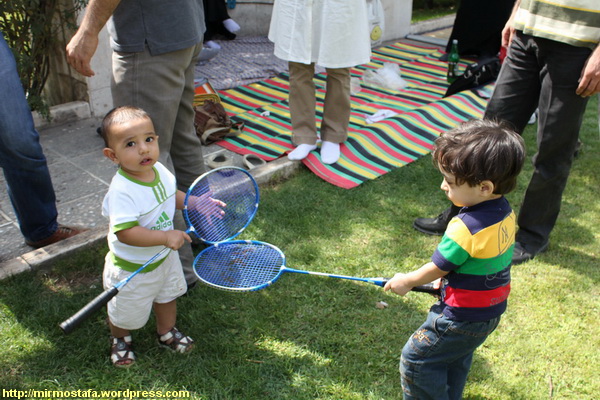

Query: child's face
(439, 170), (484, 208)
(103, 117), (159, 181)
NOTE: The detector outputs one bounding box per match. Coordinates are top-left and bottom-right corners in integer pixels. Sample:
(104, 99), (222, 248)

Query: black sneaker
(512, 241), (549, 265)
(413, 205), (460, 236)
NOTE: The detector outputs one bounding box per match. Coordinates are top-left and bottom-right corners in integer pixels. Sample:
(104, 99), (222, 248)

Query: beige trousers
(288, 62), (351, 145)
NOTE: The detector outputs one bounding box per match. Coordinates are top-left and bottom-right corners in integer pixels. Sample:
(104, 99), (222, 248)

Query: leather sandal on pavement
(110, 335), (135, 368)
(158, 327), (194, 354)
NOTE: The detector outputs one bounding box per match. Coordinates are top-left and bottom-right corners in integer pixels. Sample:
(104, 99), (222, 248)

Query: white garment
(102, 162), (177, 268)
(104, 250), (186, 330)
(268, 0), (371, 68)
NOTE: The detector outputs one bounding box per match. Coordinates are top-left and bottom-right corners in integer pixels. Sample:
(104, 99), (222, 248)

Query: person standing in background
(414, 0), (600, 265)
(66, 0), (207, 288)
(268, 0), (371, 165)
(0, 32), (86, 249)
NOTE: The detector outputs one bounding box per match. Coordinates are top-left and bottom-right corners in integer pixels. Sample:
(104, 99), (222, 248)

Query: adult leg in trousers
(112, 44), (205, 286)
(320, 67), (351, 164)
(287, 61), (318, 161)
(485, 33), (590, 252)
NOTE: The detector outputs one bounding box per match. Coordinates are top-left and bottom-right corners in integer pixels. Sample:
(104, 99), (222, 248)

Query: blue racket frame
(194, 240), (440, 294)
(183, 166), (259, 244)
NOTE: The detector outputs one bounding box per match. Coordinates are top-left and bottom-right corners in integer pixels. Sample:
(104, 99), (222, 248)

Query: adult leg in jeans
(485, 33), (590, 252)
(112, 43), (205, 286)
(0, 32), (58, 243)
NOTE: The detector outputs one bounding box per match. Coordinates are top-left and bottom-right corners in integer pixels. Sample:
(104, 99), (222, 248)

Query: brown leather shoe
(25, 225), (88, 248)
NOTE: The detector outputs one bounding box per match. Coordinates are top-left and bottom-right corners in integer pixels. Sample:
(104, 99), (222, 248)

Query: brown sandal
(110, 335), (135, 367)
(157, 327), (194, 353)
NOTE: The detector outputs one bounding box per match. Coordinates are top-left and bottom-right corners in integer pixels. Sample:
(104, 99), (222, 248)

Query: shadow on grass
(0, 202), (439, 399)
(2, 98), (597, 398)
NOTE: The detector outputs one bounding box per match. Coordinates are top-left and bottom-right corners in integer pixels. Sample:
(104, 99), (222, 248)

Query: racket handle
(59, 287), (119, 334)
(377, 279), (441, 295)
(412, 283), (440, 295)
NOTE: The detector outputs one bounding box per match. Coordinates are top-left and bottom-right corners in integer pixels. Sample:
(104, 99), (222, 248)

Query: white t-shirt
(102, 162), (176, 270)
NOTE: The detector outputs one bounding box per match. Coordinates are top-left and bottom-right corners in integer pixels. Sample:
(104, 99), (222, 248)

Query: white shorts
(103, 250), (187, 330)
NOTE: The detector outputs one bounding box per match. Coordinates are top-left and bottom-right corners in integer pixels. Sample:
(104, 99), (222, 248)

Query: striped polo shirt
(432, 197), (515, 321)
(513, 0), (600, 49)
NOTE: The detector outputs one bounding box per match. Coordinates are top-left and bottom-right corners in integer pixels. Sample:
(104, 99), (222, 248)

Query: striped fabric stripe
(444, 283), (511, 308)
(514, 0), (600, 49)
(216, 42), (492, 188)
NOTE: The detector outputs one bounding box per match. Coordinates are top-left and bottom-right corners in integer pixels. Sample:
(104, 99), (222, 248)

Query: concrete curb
(32, 101), (92, 130)
(0, 225), (107, 280)
(409, 15), (455, 35)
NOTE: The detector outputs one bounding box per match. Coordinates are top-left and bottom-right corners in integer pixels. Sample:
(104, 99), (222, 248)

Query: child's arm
(116, 226), (191, 251)
(383, 262), (447, 296)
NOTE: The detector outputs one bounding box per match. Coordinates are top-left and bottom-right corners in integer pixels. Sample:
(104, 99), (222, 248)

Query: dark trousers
(484, 31), (591, 250)
(445, 0), (515, 58)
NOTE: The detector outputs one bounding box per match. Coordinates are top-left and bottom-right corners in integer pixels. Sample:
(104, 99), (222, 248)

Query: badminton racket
(60, 167), (259, 334)
(193, 240), (440, 294)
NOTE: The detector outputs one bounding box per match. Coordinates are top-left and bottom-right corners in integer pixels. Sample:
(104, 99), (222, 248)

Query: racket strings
(185, 169), (258, 243)
(194, 242), (284, 290)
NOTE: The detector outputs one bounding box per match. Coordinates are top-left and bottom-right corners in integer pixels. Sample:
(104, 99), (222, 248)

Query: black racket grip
(59, 287), (119, 334)
(411, 283), (441, 295)
(378, 279), (440, 295)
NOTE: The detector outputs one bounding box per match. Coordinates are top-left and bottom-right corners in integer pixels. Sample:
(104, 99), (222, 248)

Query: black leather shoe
(512, 241), (549, 265)
(413, 205), (460, 236)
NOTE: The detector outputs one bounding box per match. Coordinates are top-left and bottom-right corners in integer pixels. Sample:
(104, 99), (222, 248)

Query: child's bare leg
(109, 320), (131, 339)
(154, 300), (177, 336)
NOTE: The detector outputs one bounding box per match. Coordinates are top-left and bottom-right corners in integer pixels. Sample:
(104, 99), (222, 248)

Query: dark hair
(432, 119), (525, 195)
(100, 106), (152, 147)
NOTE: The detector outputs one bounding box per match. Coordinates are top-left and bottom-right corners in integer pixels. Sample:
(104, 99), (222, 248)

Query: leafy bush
(0, 0), (86, 117)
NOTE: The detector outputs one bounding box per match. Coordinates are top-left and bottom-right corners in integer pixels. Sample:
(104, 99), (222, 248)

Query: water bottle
(447, 39), (460, 83)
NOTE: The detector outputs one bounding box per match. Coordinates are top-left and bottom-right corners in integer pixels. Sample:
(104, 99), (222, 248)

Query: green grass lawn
(1, 97), (598, 398)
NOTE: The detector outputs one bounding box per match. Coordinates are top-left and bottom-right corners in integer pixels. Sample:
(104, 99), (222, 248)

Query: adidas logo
(152, 211), (173, 230)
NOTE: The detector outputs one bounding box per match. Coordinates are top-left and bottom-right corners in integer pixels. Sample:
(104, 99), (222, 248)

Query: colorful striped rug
(216, 42), (492, 189)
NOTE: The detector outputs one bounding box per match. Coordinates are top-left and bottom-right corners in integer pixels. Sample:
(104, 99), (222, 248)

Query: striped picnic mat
(216, 42), (491, 189)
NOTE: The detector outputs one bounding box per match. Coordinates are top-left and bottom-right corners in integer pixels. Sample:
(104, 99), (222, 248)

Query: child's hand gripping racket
(193, 240), (441, 294)
(59, 167), (259, 334)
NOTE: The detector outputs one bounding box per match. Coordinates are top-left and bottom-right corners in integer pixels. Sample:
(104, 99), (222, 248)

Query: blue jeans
(484, 31), (591, 251)
(400, 302), (500, 400)
(0, 32), (58, 242)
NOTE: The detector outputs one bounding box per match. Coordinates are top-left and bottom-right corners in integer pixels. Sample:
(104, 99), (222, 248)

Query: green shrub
(0, 0), (86, 117)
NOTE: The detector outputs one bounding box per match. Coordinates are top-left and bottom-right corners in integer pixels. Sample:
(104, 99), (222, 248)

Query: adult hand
(187, 191), (226, 224)
(66, 30), (98, 77)
(576, 46), (600, 97)
(501, 24), (515, 49)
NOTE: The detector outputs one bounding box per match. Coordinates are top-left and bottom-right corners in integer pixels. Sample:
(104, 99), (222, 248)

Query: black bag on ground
(444, 57), (501, 97)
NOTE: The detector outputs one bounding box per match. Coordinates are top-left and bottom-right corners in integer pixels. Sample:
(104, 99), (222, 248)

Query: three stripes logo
(152, 211), (173, 230)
